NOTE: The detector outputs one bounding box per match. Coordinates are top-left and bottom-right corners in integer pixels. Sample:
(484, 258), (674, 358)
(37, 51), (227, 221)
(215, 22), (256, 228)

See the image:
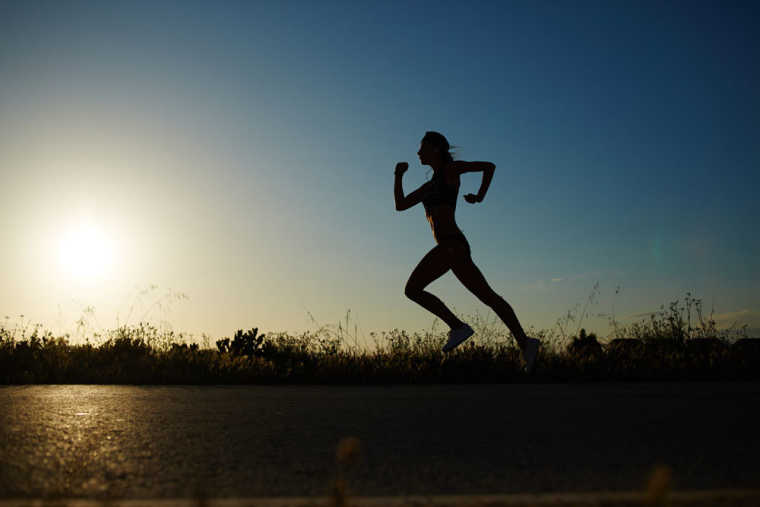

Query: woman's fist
(464, 193), (482, 203)
(394, 162), (409, 175)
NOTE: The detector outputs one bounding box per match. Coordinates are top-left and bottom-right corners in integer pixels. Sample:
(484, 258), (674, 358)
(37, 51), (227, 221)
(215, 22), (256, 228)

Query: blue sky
(1, 1), (758, 342)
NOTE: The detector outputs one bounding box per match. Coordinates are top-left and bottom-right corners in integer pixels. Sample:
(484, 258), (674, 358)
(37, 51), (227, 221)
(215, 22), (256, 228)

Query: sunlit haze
(1, 1), (758, 343)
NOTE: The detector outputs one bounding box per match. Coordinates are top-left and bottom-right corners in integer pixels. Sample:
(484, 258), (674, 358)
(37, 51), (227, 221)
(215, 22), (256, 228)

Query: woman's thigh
(405, 245), (451, 292)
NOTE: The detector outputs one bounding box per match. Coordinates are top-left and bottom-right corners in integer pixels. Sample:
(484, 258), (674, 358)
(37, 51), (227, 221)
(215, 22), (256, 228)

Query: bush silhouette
(1, 291), (758, 384)
(217, 328), (266, 357)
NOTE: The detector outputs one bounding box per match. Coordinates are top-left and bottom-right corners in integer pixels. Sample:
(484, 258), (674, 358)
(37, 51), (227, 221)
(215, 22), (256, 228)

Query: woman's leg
(446, 243), (529, 349)
(405, 245), (465, 330)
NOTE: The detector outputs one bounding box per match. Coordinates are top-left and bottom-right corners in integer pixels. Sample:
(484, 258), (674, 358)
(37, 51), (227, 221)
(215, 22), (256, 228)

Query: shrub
(1, 292), (758, 384)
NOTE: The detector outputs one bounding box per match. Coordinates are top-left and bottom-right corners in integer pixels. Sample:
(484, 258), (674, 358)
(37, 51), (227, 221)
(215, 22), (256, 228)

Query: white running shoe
(522, 337), (541, 374)
(442, 324), (475, 352)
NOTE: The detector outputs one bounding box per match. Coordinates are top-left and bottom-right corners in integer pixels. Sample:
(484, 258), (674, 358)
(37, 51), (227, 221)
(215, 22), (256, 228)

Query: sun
(58, 221), (115, 282)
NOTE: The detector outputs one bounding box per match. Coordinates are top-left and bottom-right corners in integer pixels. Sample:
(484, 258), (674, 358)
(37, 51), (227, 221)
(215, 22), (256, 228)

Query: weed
(1, 291), (756, 384)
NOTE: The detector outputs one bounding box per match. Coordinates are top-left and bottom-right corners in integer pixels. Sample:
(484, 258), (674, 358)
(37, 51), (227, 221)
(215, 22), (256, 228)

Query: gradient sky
(1, 1), (758, 344)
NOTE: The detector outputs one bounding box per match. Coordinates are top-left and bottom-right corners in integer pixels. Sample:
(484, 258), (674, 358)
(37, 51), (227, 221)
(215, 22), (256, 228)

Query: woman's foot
(442, 324), (475, 352)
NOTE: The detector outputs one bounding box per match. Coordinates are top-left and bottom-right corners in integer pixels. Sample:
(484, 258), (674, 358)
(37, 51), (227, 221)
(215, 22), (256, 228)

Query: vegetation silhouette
(0, 292), (756, 384)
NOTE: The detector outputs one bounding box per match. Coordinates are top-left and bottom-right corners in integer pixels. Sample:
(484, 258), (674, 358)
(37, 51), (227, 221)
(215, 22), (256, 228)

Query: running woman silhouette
(394, 131), (540, 372)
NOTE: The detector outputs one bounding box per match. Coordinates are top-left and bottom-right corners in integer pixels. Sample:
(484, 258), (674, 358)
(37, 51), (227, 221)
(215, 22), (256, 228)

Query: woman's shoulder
(446, 160), (466, 173)
(442, 162), (461, 185)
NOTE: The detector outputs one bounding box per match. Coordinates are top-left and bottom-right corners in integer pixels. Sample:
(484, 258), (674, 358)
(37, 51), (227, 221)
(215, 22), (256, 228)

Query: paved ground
(3, 490), (760, 507)
(1, 383), (758, 499)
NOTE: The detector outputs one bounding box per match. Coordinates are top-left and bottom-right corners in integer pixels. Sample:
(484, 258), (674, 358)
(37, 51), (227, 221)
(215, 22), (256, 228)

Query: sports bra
(422, 170), (459, 214)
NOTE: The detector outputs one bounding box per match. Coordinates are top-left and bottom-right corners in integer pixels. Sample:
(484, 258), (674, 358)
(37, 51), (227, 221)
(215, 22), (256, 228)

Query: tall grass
(1, 290), (755, 384)
(1, 292), (757, 384)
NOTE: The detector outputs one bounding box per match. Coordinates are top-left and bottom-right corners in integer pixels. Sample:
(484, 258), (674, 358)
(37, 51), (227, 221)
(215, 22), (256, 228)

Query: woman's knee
(404, 283), (422, 300)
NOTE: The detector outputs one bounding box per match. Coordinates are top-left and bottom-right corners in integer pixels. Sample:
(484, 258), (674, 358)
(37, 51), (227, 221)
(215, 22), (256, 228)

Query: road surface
(1, 383), (758, 499)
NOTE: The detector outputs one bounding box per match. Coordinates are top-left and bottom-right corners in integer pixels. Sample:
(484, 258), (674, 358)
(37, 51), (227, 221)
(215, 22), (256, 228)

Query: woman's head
(418, 131), (454, 168)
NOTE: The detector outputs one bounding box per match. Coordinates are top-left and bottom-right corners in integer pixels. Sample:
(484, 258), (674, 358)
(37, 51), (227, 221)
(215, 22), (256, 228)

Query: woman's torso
(422, 170), (464, 242)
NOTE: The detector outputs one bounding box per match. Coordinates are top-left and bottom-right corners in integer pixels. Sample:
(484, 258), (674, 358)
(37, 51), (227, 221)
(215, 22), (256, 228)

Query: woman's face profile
(417, 141), (437, 166)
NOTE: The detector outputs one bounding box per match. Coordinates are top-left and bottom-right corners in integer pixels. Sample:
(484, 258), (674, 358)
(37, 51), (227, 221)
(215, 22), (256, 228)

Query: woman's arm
(452, 161), (495, 203)
(394, 162), (430, 211)
(453, 160), (496, 175)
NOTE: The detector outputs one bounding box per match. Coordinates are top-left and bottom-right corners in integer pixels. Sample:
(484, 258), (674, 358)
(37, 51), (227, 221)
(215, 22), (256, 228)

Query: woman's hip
(434, 231), (471, 256)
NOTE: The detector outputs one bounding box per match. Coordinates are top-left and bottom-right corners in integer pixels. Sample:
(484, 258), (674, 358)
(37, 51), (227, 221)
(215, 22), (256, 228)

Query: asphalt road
(1, 383), (758, 499)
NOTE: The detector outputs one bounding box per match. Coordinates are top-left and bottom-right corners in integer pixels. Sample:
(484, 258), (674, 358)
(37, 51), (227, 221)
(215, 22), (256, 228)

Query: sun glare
(58, 222), (115, 282)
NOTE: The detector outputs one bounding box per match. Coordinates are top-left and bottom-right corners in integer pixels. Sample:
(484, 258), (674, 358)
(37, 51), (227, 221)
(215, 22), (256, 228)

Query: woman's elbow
(396, 199), (412, 211)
